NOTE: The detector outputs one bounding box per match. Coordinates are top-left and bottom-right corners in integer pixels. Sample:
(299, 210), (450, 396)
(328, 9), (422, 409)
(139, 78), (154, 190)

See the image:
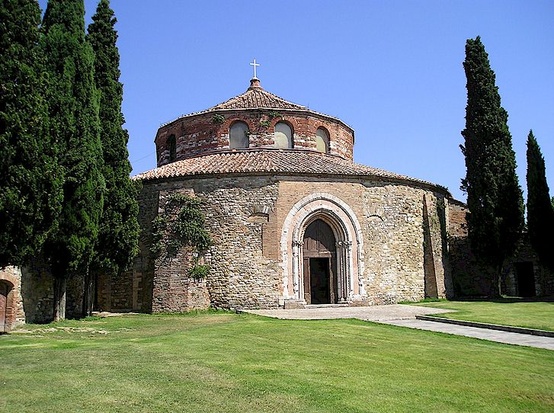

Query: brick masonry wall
(155, 109), (354, 166)
(448, 200), (468, 238)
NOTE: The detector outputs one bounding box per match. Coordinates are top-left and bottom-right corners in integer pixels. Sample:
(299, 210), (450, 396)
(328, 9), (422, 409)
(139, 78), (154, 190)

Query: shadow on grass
(453, 296), (554, 304)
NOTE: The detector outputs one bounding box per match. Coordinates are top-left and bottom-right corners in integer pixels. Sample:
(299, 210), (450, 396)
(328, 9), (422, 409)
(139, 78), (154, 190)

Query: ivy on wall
(151, 193), (212, 276)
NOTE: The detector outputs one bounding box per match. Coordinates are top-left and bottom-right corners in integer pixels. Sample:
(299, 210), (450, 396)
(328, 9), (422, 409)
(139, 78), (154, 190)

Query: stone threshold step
(305, 304), (350, 309)
(416, 315), (554, 338)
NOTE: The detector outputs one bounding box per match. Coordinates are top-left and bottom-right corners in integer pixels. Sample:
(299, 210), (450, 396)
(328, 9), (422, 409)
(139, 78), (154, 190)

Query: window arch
(274, 122), (293, 149)
(167, 135), (176, 162)
(230, 121), (249, 149)
(315, 127), (329, 153)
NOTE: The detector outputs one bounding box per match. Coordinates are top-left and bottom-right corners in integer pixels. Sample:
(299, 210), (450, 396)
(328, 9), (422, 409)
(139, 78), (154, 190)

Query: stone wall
(122, 172), (452, 312)
(20, 257), (54, 323)
(504, 235), (554, 297)
(445, 201), (554, 298)
(272, 178), (449, 304)
(0, 266), (25, 331)
(361, 183), (449, 303)
(96, 179), (159, 312)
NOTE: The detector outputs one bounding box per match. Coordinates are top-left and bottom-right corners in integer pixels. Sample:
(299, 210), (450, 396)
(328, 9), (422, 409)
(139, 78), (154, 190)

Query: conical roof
(161, 77), (351, 132)
(209, 78), (307, 111)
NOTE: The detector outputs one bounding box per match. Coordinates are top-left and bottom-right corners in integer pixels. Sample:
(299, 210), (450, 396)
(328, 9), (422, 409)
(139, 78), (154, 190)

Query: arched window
(274, 122), (293, 149)
(230, 121), (249, 149)
(315, 127), (329, 153)
(167, 135), (176, 162)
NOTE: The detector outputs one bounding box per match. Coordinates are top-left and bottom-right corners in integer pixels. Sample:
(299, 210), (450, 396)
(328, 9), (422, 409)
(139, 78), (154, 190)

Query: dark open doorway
(515, 262), (536, 297)
(309, 258), (331, 304)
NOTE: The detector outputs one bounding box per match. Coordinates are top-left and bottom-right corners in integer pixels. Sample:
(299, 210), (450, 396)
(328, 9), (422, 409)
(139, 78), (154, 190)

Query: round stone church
(93, 72), (460, 313)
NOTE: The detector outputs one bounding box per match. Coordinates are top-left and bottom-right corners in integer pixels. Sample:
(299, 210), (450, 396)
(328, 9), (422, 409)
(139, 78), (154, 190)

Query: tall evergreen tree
(460, 36), (524, 296)
(41, 0), (105, 320)
(0, 0), (62, 268)
(526, 130), (554, 270)
(85, 0), (139, 315)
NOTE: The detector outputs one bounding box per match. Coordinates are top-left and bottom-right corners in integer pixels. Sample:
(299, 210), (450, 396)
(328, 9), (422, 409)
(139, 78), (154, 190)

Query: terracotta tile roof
(133, 149), (446, 192)
(160, 79), (352, 132)
(210, 81), (307, 111)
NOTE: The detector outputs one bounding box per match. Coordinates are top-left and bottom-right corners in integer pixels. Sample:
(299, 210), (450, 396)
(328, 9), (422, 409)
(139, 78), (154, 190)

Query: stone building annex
(2, 65), (474, 328)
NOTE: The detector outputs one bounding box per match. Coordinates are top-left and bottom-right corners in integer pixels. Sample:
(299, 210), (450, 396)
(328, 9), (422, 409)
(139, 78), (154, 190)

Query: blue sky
(38, 0), (553, 202)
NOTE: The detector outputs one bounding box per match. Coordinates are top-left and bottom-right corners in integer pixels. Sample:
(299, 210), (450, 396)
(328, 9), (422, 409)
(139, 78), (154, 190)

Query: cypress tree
(86, 0), (139, 315)
(460, 36), (524, 296)
(41, 0), (105, 320)
(526, 130), (554, 271)
(0, 0), (62, 268)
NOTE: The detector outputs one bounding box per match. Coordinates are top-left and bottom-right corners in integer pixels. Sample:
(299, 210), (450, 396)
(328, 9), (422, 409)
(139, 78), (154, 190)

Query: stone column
(343, 240), (353, 299)
(336, 241), (349, 303)
(357, 239), (366, 297)
(292, 240), (303, 299)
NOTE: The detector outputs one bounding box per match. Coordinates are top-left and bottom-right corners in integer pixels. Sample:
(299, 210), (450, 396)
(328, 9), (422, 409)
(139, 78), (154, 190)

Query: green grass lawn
(413, 299), (554, 331)
(1, 311), (553, 413)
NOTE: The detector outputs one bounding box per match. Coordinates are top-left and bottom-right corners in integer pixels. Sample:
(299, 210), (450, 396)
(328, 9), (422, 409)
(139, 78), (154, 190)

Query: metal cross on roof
(250, 59), (260, 79)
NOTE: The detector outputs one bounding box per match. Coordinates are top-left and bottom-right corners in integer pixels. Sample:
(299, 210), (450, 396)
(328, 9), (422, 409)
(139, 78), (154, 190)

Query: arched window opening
(167, 135), (177, 162)
(230, 121), (250, 149)
(274, 122), (293, 149)
(315, 127), (330, 153)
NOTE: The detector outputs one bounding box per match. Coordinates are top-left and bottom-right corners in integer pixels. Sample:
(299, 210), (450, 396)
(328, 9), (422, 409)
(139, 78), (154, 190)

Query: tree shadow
(453, 296), (554, 304)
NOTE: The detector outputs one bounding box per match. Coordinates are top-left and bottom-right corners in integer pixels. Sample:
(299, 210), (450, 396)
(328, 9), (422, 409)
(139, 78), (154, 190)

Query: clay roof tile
(210, 81), (307, 111)
(133, 149), (446, 193)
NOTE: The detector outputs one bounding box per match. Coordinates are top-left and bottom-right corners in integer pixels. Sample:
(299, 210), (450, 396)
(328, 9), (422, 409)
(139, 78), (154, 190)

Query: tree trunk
(82, 269), (94, 317)
(53, 277), (66, 321)
(488, 263), (503, 298)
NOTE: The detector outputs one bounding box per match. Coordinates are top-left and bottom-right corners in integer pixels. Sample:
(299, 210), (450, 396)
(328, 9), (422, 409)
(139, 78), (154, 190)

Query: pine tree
(526, 130), (554, 271)
(41, 0), (105, 320)
(460, 36), (524, 296)
(85, 0), (139, 315)
(0, 0), (62, 268)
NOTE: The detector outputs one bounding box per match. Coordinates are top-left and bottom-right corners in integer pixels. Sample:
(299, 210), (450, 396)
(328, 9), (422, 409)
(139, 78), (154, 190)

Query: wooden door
(0, 282), (8, 333)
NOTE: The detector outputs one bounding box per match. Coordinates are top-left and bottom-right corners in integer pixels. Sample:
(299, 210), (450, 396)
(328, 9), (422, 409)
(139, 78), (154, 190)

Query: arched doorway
(303, 219), (337, 304)
(280, 193), (366, 305)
